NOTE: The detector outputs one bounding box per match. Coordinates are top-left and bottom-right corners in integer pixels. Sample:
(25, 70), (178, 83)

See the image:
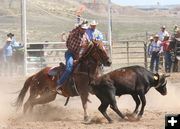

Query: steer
(90, 65), (168, 123)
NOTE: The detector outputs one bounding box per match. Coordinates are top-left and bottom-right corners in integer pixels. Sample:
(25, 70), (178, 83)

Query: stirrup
(56, 88), (63, 95)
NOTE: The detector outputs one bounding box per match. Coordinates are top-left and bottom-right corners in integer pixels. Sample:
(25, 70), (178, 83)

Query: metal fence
(111, 40), (148, 70)
(25, 41), (66, 74)
(24, 40), (149, 75)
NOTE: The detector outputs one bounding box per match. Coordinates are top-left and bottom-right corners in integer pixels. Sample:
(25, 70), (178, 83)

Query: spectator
(148, 36), (154, 57)
(7, 33), (23, 51)
(158, 25), (169, 41)
(86, 20), (103, 41)
(149, 34), (163, 73)
(3, 38), (14, 75)
(173, 24), (180, 38)
(161, 34), (172, 73)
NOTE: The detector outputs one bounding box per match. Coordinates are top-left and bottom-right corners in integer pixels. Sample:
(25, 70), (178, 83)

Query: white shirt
(158, 30), (169, 41)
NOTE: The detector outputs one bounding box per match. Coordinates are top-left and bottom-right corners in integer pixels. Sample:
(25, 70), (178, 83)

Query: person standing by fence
(149, 34), (163, 73)
(158, 25), (169, 42)
(148, 36), (154, 57)
(161, 34), (172, 73)
(3, 38), (14, 75)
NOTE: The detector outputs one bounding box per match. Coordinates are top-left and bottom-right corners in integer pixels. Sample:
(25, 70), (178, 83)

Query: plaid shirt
(66, 27), (89, 55)
(149, 40), (163, 55)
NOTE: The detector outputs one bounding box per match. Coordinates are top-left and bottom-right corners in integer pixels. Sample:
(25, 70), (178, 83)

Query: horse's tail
(14, 75), (33, 110)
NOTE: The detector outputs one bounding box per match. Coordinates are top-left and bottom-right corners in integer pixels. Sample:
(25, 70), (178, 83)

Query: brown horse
(15, 40), (111, 121)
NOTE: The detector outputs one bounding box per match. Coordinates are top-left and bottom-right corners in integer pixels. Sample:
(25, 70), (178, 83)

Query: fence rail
(111, 40), (148, 70)
(24, 40), (148, 75)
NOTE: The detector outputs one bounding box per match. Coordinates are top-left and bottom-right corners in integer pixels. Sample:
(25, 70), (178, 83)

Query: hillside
(0, 0), (180, 44)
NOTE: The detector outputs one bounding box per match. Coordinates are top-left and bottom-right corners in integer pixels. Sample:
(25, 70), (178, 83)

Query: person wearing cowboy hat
(2, 38), (14, 75)
(86, 20), (103, 41)
(56, 20), (90, 94)
(7, 32), (23, 50)
(149, 34), (163, 73)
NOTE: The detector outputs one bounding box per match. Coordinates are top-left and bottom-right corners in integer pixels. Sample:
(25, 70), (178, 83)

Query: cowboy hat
(149, 36), (153, 40)
(7, 33), (14, 37)
(81, 23), (89, 29)
(154, 34), (159, 38)
(90, 20), (98, 26)
(161, 25), (166, 29)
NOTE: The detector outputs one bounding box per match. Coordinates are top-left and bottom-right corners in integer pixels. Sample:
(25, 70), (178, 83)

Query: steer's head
(154, 73), (170, 96)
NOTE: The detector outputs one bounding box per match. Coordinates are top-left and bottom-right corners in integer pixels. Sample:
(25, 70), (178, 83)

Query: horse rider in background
(56, 21), (90, 94)
(86, 20), (105, 75)
(86, 20), (103, 41)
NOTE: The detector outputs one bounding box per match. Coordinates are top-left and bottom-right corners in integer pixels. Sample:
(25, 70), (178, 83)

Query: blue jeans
(164, 51), (172, 72)
(57, 50), (74, 86)
(150, 51), (160, 73)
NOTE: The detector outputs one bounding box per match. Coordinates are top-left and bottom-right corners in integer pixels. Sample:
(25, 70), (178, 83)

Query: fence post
(126, 41), (129, 65)
(144, 42), (148, 69)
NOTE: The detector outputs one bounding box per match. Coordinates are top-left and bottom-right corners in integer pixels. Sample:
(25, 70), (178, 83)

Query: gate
(111, 40), (148, 70)
(25, 41), (66, 74)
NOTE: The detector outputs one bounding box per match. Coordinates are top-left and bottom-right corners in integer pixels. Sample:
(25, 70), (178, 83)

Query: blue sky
(111, 0), (180, 6)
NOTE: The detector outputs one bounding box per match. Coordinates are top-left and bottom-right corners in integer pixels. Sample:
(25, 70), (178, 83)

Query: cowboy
(3, 38), (14, 75)
(86, 20), (104, 75)
(7, 33), (23, 50)
(149, 34), (163, 73)
(86, 20), (103, 41)
(56, 21), (90, 94)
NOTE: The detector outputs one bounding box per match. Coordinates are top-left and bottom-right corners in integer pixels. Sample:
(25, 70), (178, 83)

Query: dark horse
(15, 40), (111, 121)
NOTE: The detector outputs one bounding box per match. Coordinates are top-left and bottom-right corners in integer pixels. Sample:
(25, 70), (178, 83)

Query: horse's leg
(30, 91), (57, 105)
(23, 95), (36, 114)
(80, 93), (90, 122)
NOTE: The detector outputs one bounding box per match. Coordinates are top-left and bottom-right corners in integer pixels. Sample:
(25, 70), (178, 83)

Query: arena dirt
(0, 74), (179, 129)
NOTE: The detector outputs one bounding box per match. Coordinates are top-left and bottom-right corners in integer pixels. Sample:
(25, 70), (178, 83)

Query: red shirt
(161, 40), (171, 52)
(66, 27), (89, 55)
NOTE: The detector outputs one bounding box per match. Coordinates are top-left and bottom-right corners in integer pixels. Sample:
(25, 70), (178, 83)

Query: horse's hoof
(136, 116), (142, 121)
(82, 116), (92, 124)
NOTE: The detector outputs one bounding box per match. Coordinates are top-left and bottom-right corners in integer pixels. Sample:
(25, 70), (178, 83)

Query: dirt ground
(0, 73), (180, 129)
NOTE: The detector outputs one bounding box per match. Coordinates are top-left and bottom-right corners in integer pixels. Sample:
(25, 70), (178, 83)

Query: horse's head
(89, 40), (112, 66)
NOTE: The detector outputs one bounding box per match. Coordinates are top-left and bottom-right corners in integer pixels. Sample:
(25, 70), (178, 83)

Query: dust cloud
(0, 75), (179, 129)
